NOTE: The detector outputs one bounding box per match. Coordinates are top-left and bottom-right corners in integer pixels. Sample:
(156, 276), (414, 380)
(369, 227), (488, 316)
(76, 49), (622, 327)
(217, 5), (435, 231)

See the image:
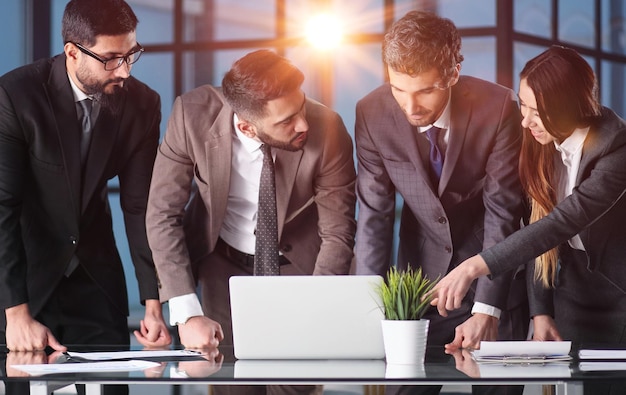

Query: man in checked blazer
(146, 49), (356, 365)
(355, 11), (528, 394)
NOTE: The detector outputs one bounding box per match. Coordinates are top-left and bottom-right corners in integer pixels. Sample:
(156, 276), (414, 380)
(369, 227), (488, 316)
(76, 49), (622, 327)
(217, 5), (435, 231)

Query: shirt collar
(554, 127), (589, 158)
(417, 94), (451, 134)
(67, 72), (92, 102)
(233, 113), (263, 154)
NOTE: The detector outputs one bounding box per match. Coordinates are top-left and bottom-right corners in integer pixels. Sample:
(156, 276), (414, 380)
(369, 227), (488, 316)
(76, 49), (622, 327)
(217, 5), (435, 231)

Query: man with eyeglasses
(0, 0), (170, 390)
(354, 11), (528, 395)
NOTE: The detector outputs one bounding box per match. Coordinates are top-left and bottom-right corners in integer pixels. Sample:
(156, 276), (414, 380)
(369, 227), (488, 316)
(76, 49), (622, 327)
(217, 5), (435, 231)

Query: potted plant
(376, 266), (438, 365)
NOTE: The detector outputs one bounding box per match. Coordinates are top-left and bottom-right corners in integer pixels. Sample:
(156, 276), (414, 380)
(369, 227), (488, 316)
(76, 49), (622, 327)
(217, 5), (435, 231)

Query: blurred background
(0, 0), (624, 333)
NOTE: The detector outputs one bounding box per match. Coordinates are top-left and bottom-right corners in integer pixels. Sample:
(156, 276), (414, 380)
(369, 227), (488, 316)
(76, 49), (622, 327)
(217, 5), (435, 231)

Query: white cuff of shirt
(471, 302), (501, 319)
(168, 293), (204, 326)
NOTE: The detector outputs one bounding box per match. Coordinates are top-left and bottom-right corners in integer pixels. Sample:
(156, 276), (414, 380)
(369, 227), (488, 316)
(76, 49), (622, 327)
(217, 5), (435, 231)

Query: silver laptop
(229, 275), (385, 360)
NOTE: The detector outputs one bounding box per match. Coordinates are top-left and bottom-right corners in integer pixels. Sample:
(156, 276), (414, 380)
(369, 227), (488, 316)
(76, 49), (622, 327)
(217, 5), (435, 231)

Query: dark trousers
(2, 264), (129, 395)
(554, 246), (626, 395)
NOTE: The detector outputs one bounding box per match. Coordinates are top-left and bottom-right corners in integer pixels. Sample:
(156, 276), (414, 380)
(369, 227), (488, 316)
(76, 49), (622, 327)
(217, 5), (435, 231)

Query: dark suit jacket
(0, 54), (161, 328)
(355, 76), (525, 311)
(483, 107), (626, 314)
(146, 86), (356, 302)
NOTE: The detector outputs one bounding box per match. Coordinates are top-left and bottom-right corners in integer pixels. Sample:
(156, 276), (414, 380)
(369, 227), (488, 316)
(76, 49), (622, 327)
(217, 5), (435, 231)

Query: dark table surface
(1, 344), (626, 386)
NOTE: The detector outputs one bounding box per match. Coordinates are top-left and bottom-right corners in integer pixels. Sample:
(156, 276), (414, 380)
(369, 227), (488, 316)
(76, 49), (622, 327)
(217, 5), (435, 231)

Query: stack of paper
(579, 349), (626, 360)
(578, 348), (626, 371)
(472, 341), (572, 364)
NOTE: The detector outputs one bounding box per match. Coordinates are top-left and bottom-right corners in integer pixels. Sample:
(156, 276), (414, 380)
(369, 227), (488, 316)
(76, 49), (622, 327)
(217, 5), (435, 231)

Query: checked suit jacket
(355, 75), (527, 316)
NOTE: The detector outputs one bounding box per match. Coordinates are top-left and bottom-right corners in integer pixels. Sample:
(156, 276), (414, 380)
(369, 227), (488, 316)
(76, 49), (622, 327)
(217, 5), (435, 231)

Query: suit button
(281, 244), (292, 252)
(445, 246), (452, 253)
(437, 216), (447, 224)
(69, 235), (78, 245)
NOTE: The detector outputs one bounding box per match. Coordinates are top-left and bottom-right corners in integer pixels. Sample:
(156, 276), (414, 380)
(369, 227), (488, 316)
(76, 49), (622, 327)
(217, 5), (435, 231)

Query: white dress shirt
(554, 127), (589, 251)
(169, 114), (269, 326)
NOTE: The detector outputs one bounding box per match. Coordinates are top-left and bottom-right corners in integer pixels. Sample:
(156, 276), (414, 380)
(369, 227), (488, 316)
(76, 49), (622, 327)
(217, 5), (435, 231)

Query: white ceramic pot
(381, 319), (429, 365)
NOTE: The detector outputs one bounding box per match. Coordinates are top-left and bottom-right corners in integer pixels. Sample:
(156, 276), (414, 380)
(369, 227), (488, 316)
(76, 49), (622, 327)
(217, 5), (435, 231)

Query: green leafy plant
(376, 266), (438, 320)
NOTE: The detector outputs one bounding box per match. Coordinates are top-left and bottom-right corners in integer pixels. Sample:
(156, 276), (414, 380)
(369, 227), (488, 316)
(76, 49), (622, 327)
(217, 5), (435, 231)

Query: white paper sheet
(67, 349), (203, 361)
(11, 360), (160, 376)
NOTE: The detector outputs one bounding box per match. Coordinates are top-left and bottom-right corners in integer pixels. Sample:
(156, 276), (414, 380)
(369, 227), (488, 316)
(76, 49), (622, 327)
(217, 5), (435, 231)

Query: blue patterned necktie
(425, 126), (444, 181)
(254, 144), (280, 275)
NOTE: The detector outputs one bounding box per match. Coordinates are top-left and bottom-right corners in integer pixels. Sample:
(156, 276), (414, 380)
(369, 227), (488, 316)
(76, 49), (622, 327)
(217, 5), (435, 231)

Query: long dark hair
(519, 45), (601, 287)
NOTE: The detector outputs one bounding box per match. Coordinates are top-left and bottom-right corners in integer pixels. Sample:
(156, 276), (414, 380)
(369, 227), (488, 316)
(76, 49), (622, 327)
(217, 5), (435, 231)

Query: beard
(256, 128), (307, 152)
(76, 70), (126, 116)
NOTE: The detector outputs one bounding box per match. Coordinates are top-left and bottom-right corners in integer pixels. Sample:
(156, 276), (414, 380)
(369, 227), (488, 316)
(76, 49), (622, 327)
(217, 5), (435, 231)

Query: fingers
(45, 331), (67, 352)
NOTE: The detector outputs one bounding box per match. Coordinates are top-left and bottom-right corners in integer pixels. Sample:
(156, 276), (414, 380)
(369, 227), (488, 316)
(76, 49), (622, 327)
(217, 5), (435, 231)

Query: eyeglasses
(71, 42), (144, 71)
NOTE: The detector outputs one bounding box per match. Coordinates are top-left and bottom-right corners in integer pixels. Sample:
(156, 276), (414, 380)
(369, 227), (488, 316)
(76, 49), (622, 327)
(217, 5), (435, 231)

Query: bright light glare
(305, 13), (343, 50)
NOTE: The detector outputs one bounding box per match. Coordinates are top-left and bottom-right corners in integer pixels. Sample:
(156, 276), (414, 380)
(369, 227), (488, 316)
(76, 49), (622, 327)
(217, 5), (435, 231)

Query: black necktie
(254, 144), (280, 276)
(425, 126), (444, 181)
(78, 99), (93, 164)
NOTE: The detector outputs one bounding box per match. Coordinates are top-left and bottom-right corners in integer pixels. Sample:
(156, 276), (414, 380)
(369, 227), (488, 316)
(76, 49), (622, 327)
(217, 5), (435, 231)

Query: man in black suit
(0, 0), (170, 364)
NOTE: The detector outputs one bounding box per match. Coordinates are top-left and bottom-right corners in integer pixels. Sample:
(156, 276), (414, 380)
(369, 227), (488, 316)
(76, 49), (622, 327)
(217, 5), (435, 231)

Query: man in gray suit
(355, 11), (528, 394)
(146, 50), (356, 363)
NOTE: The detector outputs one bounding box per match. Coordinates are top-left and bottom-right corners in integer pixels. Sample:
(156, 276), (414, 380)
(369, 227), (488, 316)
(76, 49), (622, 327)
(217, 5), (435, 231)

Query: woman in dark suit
(431, 45), (626, 393)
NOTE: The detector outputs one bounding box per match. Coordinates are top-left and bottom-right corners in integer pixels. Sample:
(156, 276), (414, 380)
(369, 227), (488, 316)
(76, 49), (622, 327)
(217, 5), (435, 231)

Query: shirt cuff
(471, 302), (502, 319)
(168, 293), (204, 326)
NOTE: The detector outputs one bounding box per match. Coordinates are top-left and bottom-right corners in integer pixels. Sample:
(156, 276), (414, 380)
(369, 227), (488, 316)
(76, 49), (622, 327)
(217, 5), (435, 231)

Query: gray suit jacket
(147, 86), (356, 302)
(483, 107), (626, 315)
(355, 76), (525, 310)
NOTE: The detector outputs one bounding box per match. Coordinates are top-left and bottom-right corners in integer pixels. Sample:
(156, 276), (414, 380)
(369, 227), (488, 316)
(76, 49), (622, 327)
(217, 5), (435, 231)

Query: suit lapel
(275, 149), (303, 235)
(45, 56), (82, 218)
(390, 104), (433, 191)
(439, 83), (470, 194)
(205, 106), (234, 238)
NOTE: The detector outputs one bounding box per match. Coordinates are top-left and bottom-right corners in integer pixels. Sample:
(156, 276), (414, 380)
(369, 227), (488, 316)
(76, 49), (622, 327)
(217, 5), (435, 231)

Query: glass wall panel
(287, 0), (386, 38)
(602, 0), (626, 55)
(213, 0), (275, 41)
(602, 60), (626, 117)
(333, 43), (384, 140)
(514, 0), (551, 39)
(512, 42), (548, 91)
(51, 0), (67, 53)
(394, 0), (422, 21)
(0, 1), (25, 73)
(460, 37), (496, 83)
(559, 0), (594, 48)
(438, 0), (496, 28)
(133, 52), (175, 137)
(129, 0), (175, 44)
(183, 0), (216, 43)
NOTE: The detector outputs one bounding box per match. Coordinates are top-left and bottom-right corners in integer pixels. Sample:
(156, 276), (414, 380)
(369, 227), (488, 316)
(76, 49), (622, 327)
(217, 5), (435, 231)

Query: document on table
(472, 341), (572, 363)
(65, 349), (203, 361)
(578, 348), (626, 370)
(578, 348), (626, 360)
(11, 360), (160, 376)
(579, 361), (626, 371)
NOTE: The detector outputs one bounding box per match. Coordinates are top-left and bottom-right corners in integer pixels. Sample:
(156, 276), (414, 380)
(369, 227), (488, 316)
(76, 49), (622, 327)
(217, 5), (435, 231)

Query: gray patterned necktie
(78, 99), (93, 164)
(254, 144), (280, 275)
